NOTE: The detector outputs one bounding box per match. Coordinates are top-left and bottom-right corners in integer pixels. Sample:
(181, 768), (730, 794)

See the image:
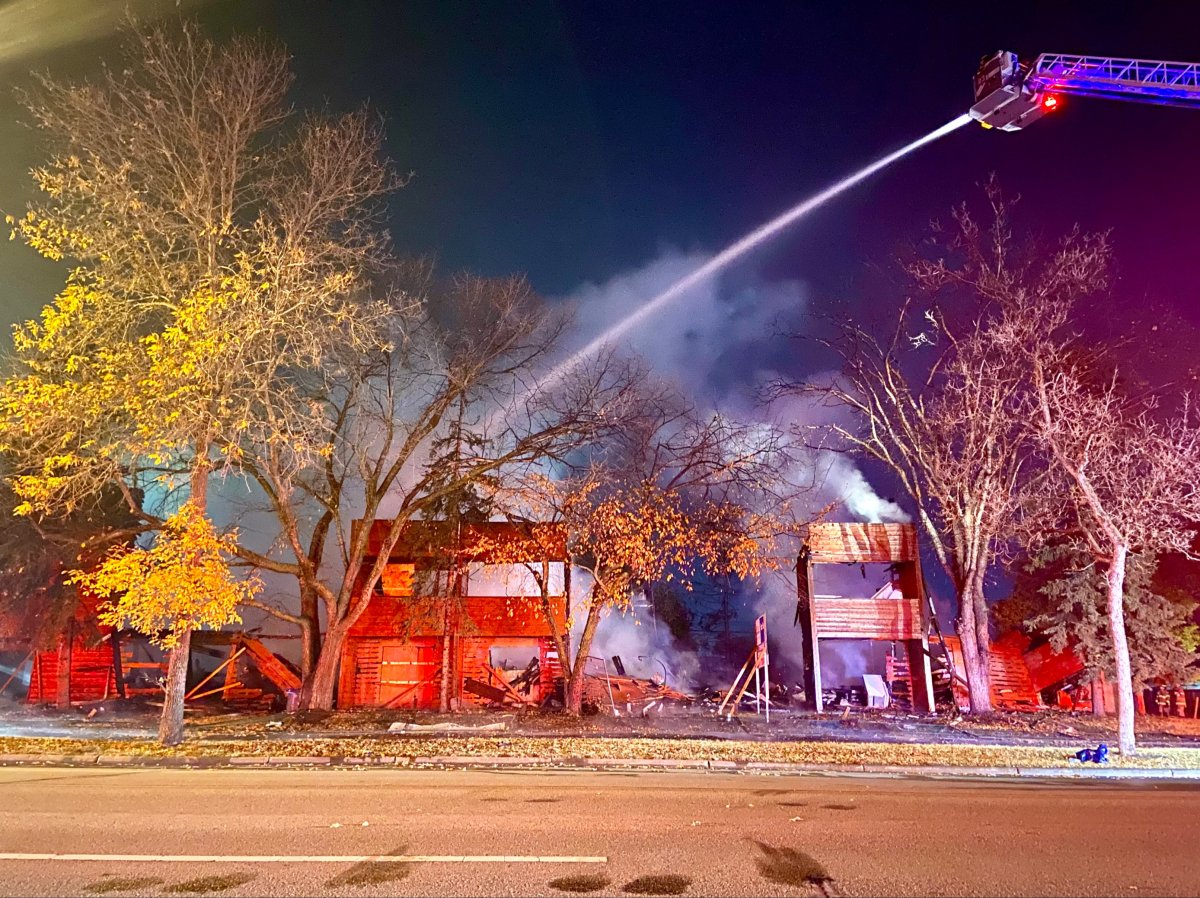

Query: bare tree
(1028, 362), (1200, 754)
(786, 183), (1107, 713)
(898, 183), (1200, 754)
(998, 545), (1199, 708)
(226, 273), (649, 710)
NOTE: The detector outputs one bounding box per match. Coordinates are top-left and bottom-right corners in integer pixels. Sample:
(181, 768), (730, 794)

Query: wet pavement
(2, 765), (1199, 896)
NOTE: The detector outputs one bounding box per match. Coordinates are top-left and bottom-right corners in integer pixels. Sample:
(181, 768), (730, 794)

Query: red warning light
(1042, 94), (1060, 111)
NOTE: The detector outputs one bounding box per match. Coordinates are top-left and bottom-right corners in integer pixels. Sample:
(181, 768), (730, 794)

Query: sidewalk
(2, 730), (1199, 780)
(8, 701), (1200, 747)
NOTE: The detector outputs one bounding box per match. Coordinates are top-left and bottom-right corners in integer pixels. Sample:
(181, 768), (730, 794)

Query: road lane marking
(0, 853), (606, 864)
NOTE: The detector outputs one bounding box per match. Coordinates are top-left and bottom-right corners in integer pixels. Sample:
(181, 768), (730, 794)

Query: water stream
(539, 113), (973, 393)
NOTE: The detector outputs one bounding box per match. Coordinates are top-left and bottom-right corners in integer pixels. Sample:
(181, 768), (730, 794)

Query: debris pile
(699, 682), (797, 714)
(187, 634), (301, 710)
(463, 658), (541, 708)
(582, 671), (693, 717)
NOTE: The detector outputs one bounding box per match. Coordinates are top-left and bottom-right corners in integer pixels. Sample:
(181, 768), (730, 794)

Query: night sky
(3, 1), (1200, 518)
(224, 2), (1200, 311)
(4, 2), (1200, 329)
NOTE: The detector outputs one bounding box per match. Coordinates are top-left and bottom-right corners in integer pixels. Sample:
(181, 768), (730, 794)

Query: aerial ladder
(970, 51), (1200, 131)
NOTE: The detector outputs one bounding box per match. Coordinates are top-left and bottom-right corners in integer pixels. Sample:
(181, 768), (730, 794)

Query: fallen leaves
(1, 732), (1199, 769)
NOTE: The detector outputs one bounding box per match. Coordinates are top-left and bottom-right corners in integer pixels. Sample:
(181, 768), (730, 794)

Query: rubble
(582, 670), (693, 717)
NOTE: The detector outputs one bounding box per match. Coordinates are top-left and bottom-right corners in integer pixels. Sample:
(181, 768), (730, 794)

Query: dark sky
(216, 1), (1200, 311)
(4, 2), (1200, 329)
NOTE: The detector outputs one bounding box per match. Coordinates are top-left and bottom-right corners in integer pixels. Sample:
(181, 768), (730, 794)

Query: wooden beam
(185, 646), (246, 701)
(805, 559), (823, 712)
(187, 681), (241, 702)
(30, 652), (41, 703)
(724, 653), (760, 719)
(463, 677), (509, 704)
(237, 637), (301, 692)
(481, 662), (536, 706)
(905, 638), (936, 713)
(222, 641), (241, 698)
(0, 651), (32, 698)
(718, 651), (755, 717)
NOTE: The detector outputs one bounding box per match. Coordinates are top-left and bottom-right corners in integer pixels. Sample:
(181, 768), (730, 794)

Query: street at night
(2, 766), (1199, 897)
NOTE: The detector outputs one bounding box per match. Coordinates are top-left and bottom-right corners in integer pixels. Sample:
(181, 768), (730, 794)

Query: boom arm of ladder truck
(970, 50), (1200, 131)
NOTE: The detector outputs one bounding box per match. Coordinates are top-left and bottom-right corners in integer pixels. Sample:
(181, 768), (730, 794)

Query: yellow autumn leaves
(0, 281), (232, 515)
(69, 502), (258, 649)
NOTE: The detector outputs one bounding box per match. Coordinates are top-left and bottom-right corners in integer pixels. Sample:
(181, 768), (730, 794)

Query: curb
(1, 752), (1197, 780)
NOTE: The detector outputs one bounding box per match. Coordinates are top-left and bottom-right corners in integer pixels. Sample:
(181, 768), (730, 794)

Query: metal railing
(1031, 54), (1200, 107)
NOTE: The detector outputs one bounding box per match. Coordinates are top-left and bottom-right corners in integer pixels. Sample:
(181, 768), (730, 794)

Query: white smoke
(561, 566), (699, 691)
(558, 251), (910, 691)
(565, 250), (804, 404)
(561, 250), (909, 524)
(821, 454), (909, 524)
(583, 601), (700, 692)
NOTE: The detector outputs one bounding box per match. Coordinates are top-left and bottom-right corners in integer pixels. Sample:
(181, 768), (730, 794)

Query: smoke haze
(557, 251), (910, 688)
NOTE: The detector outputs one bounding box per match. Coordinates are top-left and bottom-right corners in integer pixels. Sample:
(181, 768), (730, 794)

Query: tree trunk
(564, 607), (602, 716)
(1106, 543), (1136, 756)
(955, 577), (992, 714)
(564, 666), (586, 716)
(1091, 675), (1107, 716)
(440, 600), (452, 713)
(157, 628), (191, 746)
(305, 623), (346, 711)
(158, 447), (209, 744)
(298, 585), (320, 680)
(55, 623), (73, 709)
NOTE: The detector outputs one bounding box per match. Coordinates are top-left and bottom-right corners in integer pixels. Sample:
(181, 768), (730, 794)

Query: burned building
(0, 590), (167, 706)
(338, 520), (570, 710)
(796, 522), (936, 713)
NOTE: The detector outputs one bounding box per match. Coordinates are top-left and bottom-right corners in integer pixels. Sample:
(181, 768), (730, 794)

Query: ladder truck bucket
(969, 51), (1052, 131)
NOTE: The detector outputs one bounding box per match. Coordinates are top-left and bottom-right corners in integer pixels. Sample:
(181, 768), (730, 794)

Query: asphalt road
(0, 766), (1196, 897)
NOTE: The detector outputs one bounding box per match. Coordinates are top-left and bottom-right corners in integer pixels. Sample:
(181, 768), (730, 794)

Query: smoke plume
(558, 251), (909, 689)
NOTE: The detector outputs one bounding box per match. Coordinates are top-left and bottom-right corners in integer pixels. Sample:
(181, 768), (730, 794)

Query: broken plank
(482, 662), (536, 705)
(463, 677), (509, 704)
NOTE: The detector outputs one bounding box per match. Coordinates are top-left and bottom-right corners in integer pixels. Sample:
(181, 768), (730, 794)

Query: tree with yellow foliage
(70, 503), (258, 743)
(1, 22), (397, 742)
(493, 399), (789, 714)
(72, 503), (257, 651)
